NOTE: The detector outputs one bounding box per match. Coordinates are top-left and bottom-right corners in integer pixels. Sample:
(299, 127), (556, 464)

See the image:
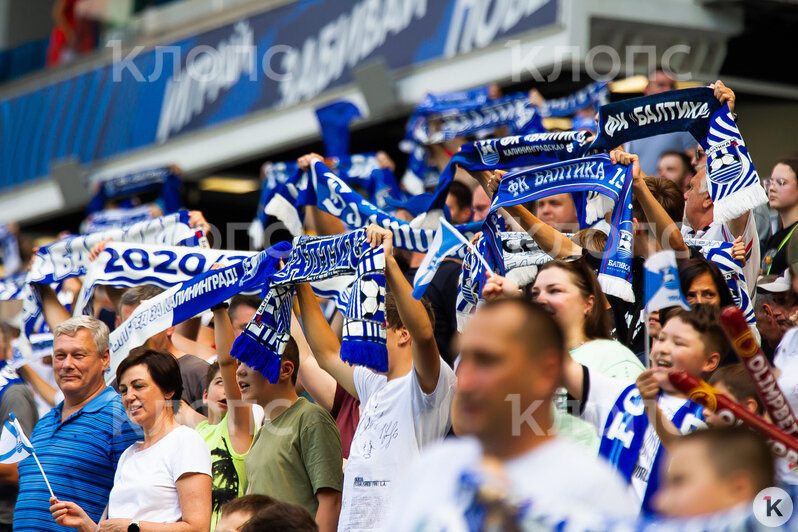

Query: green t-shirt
(244, 397), (343, 516)
(196, 415), (251, 532)
(556, 339), (645, 453)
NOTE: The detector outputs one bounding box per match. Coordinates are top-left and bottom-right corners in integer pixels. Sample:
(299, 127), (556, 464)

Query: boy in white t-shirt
(562, 304), (729, 513)
(296, 224), (456, 531)
(388, 297), (637, 531)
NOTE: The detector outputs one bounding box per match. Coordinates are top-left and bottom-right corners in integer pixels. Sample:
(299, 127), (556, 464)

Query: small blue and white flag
(644, 250), (690, 313)
(412, 218), (472, 299)
(0, 413), (34, 464)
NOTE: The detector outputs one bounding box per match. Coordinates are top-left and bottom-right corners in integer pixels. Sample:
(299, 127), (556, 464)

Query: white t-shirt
(338, 362), (456, 531)
(581, 368), (705, 507)
(386, 436), (637, 530)
(681, 212), (759, 299)
(108, 425), (212, 522)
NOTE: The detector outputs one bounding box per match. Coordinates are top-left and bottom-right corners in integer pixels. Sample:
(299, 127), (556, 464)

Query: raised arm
(33, 284), (70, 332)
(636, 369), (681, 451)
(482, 170), (582, 259)
(609, 149), (688, 254)
(213, 305), (254, 454)
(16, 365), (58, 407)
(296, 283), (357, 399)
(365, 224), (440, 394)
(292, 309), (337, 411)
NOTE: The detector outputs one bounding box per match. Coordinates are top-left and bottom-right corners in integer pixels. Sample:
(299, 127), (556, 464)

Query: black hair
(117, 347), (183, 402)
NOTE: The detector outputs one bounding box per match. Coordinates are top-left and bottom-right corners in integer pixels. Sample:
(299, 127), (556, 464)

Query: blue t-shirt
(14, 386), (140, 531)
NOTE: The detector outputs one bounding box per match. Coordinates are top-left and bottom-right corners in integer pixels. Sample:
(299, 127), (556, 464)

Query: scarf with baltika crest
(416, 131), (599, 230)
(264, 159), (482, 254)
(484, 154), (635, 302)
(231, 229), (387, 383)
(589, 87), (766, 223)
(249, 154), (404, 249)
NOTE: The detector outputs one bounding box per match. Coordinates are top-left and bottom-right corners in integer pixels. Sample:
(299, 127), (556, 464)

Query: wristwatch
(128, 521), (140, 532)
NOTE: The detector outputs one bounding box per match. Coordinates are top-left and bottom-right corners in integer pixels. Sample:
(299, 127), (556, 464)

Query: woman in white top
(50, 348), (212, 532)
(529, 260), (643, 379)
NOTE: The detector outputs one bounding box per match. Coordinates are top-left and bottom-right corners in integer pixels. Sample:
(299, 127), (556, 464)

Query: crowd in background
(0, 71), (795, 532)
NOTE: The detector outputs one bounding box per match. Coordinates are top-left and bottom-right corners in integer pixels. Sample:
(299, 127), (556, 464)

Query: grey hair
(54, 316), (110, 353)
(698, 172), (709, 195)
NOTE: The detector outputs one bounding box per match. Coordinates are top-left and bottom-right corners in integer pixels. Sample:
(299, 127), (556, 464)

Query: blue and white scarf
(589, 87), (721, 151)
(0, 272), (28, 300)
(0, 361), (24, 405)
(231, 229), (386, 382)
(0, 224), (21, 275)
(456, 231), (556, 331)
(86, 166), (182, 215)
(325, 154), (404, 210)
(537, 81), (609, 118)
(420, 131), (590, 229)
(599, 385), (704, 514)
(250, 155), (404, 249)
(484, 154), (635, 301)
(108, 242), (291, 380)
(685, 238), (756, 326)
(29, 211), (197, 285)
(80, 205), (155, 235)
(23, 211), (198, 338)
(73, 243), (258, 316)
(266, 159), (481, 254)
(415, 86), (492, 113)
(408, 92), (545, 146)
(700, 104), (768, 224)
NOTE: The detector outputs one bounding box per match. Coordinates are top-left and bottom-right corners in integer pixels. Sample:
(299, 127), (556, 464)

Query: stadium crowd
(0, 72), (796, 532)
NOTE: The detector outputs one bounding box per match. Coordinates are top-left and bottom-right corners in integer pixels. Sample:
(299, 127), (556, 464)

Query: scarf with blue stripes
(408, 92), (544, 146)
(250, 155), (405, 248)
(265, 159), (481, 254)
(0, 224), (21, 275)
(589, 88), (767, 224)
(700, 104), (768, 224)
(108, 242), (290, 380)
(231, 229), (387, 383)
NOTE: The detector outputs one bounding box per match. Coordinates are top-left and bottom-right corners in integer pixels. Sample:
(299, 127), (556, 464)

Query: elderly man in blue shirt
(14, 316), (139, 531)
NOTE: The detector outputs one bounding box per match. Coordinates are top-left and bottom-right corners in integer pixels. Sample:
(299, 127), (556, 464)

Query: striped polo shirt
(14, 386), (141, 531)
